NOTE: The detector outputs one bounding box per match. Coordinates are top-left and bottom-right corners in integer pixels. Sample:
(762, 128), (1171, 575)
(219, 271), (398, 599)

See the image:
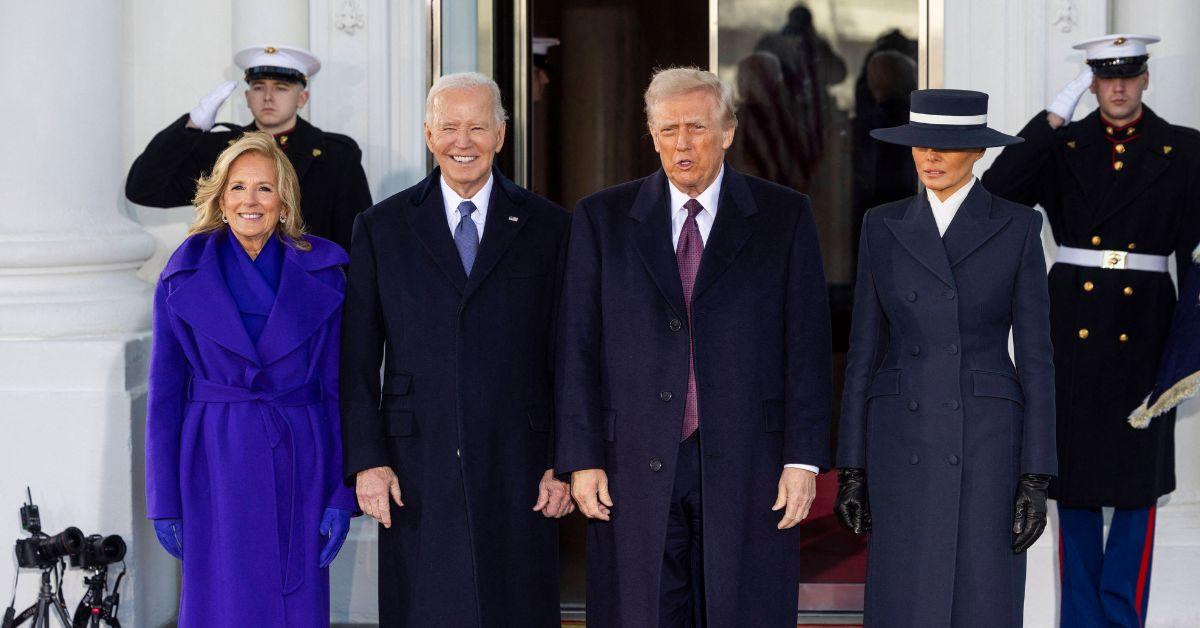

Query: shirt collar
(441, 173), (494, 222)
(667, 165), (725, 217)
(926, 176), (976, 212)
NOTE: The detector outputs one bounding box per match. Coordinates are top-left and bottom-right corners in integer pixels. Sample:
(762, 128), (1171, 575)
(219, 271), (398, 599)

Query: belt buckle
(1101, 250), (1128, 270)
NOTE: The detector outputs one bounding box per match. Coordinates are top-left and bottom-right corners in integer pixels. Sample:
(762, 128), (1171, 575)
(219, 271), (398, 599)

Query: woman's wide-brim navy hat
(870, 89), (1023, 149)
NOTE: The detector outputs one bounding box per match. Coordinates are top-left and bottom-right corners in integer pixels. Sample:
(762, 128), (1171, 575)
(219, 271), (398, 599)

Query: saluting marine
(126, 45), (372, 251)
(983, 34), (1200, 628)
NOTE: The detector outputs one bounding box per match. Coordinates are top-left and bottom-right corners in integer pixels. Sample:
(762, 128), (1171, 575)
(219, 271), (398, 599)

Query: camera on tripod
(3, 489), (128, 628)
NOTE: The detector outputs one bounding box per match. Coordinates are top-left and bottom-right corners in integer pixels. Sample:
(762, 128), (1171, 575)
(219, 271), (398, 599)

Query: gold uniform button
(1124, 286), (1133, 296)
(1119, 333), (1129, 343)
(1127, 127), (1136, 136)
(1083, 281), (1095, 292)
(1127, 242), (1136, 250)
(1078, 328), (1090, 339)
(1106, 126), (1115, 135)
(1091, 235), (1102, 246)
(312, 148), (322, 157)
(1115, 144), (1126, 154)
(1114, 161), (1125, 171)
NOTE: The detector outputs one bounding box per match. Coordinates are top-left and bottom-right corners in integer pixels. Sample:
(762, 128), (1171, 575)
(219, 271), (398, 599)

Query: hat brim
(869, 124), (1023, 149)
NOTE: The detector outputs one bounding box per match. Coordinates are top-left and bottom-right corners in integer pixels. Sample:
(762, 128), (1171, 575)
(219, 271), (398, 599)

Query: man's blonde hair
(644, 67), (738, 131)
(189, 132), (310, 251)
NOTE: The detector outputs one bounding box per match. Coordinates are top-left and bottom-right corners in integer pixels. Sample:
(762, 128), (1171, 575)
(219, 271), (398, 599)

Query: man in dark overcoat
(339, 73), (572, 627)
(125, 45), (372, 250)
(982, 34), (1200, 627)
(556, 67), (832, 626)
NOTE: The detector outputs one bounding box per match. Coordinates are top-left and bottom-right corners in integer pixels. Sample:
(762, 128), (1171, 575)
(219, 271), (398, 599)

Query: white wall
(944, 1), (1200, 625)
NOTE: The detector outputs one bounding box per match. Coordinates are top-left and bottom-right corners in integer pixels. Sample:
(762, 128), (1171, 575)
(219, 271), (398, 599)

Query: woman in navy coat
(835, 90), (1057, 627)
(145, 133), (356, 627)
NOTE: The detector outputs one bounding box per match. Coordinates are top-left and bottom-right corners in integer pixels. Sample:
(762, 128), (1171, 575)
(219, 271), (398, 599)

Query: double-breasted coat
(837, 184), (1057, 627)
(982, 107), (1200, 507)
(339, 168), (569, 627)
(555, 167), (833, 626)
(145, 231), (357, 627)
(126, 114), (372, 251)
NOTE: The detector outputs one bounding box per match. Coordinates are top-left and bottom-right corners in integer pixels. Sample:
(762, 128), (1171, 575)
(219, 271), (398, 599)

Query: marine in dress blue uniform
(125, 45), (372, 250)
(982, 34), (1200, 627)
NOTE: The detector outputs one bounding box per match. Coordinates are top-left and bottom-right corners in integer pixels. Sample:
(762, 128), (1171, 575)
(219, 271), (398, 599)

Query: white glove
(1047, 67), (1094, 125)
(188, 80), (239, 131)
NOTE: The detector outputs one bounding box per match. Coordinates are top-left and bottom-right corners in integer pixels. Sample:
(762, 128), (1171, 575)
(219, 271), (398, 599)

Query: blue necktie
(454, 200), (479, 275)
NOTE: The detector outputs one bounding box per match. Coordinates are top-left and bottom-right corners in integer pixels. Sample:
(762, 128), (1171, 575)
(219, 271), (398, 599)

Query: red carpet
(799, 471), (869, 583)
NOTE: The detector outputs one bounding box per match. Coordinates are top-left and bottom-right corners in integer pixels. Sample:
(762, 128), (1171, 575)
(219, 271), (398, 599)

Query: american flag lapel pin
(508, 215), (519, 222)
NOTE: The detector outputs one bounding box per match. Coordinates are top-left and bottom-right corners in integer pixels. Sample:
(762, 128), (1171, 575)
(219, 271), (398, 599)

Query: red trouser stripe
(1133, 505), (1156, 627)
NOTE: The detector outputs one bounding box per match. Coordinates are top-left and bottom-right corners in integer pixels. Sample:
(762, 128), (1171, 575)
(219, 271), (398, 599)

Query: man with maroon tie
(556, 67), (833, 627)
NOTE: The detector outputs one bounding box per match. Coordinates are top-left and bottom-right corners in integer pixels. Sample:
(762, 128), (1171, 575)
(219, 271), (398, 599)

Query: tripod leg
(50, 602), (71, 628)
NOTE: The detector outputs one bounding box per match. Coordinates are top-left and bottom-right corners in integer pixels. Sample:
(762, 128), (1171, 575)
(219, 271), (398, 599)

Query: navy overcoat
(339, 168), (569, 627)
(837, 184), (1057, 627)
(555, 166), (833, 626)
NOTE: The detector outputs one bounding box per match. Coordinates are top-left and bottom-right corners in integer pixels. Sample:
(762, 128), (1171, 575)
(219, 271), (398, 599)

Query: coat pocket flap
(867, 369), (902, 399)
(382, 373), (412, 395)
(386, 411), (415, 437)
(763, 400), (785, 432)
(972, 370), (1025, 405)
(527, 406), (552, 433)
(603, 409), (617, 442)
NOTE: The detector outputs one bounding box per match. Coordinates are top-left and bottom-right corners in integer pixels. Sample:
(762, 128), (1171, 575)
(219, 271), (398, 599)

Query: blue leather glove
(319, 508), (352, 568)
(153, 518), (183, 560)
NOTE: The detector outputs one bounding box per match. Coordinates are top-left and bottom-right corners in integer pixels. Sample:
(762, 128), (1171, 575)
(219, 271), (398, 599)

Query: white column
(1112, 4), (1200, 626)
(0, 2), (167, 627)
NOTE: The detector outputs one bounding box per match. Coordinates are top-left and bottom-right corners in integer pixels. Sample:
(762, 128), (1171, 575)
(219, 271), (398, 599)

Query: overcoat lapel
(463, 170), (532, 303)
(692, 166), (758, 301)
(1090, 110), (1172, 230)
(942, 184), (1012, 268)
(166, 234), (261, 365)
(408, 169), (468, 294)
(255, 244), (344, 366)
(630, 170), (686, 320)
(885, 194), (956, 288)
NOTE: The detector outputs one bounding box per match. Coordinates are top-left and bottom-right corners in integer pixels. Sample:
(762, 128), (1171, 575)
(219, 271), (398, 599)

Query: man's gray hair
(425, 72), (508, 127)
(644, 67), (738, 131)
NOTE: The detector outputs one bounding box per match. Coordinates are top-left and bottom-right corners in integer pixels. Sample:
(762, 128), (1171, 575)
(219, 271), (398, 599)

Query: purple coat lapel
(256, 243), (346, 365)
(165, 233), (261, 364)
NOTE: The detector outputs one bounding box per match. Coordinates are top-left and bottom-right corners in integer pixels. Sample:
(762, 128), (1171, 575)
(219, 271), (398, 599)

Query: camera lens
(40, 527), (84, 560)
(88, 535), (127, 564)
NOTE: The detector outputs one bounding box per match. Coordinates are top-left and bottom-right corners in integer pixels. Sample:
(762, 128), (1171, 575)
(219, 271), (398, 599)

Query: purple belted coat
(145, 231), (356, 627)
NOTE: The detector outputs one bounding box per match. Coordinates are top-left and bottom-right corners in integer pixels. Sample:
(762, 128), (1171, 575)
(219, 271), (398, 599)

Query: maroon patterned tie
(677, 199), (705, 441)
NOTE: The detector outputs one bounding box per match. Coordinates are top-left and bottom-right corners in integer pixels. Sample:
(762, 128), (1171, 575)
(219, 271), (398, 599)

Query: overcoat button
(1119, 333), (1129, 343)
(947, 400), (960, 410)
(659, 391), (673, 402)
(669, 319), (682, 332)
(650, 458), (663, 472)
(946, 344), (959, 355)
(1078, 328), (1090, 339)
(909, 455), (920, 465)
(456, 449), (461, 459)
(906, 291), (917, 302)
(1083, 281), (1094, 292)
(1123, 286), (1133, 296)
(947, 455), (960, 466)
(943, 290), (956, 300)
(910, 345), (921, 356)
(1091, 235), (1102, 246)
(908, 401), (919, 412)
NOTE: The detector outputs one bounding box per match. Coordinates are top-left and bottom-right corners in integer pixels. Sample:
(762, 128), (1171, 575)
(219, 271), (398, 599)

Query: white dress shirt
(442, 174), (494, 240)
(666, 168), (819, 476)
(927, 176), (977, 237)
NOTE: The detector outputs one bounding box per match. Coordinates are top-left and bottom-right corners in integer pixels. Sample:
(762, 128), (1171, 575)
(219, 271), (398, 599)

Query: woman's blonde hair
(189, 131), (310, 251)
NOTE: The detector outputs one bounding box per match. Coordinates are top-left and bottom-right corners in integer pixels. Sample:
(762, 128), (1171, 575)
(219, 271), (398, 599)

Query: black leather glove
(1012, 473), (1052, 554)
(834, 467), (871, 534)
